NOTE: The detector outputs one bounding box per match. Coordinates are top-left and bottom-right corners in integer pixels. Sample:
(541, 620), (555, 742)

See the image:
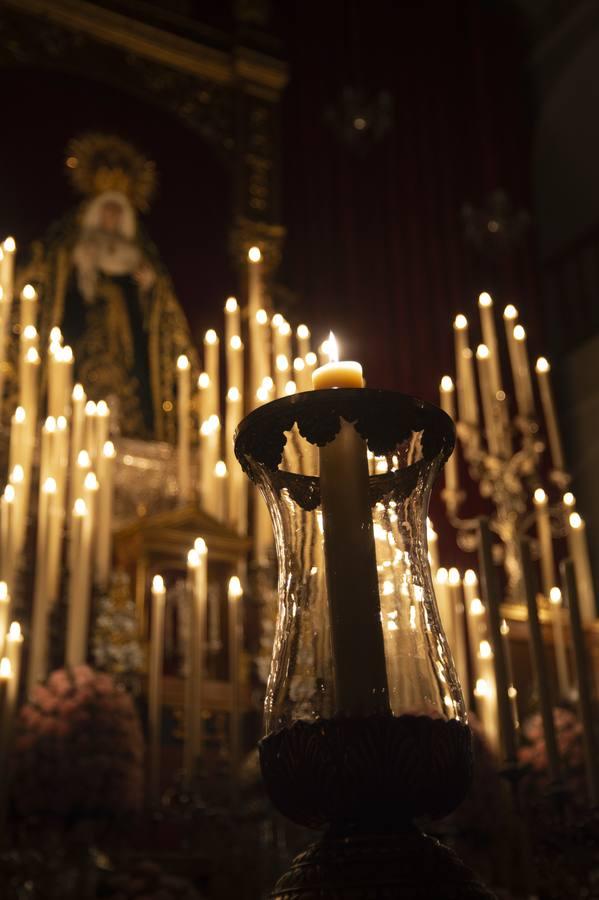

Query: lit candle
(5, 623), (23, 739)
(224, 296), (240, 351)
(228, 575), (243, 784)
(533, 488), (555, 597)
(247, 247), (263, 399)
(474, 640), (499, 751)
(28, 476), (57, 690)
(561, 558), (599, 806)
(84, 400), (97, 460)
(478, 292), (502, 396)
(204, 329), (220, 422)
(253, 308), (271, 407)
(199, 414), (220, 515)
(0, 584), (9, 654)
(149, 574), (166, 806)
(435, 567), (454, 650)
(0, 238), (16, 419)
(305, 350), (318, 385)
(19, 283), (37, 331)
(214, 460), (228, 521)
(312, 334), (389, 715)
(548, 586), (571, 700)
(185, 540), (208, 783)
(475, 344), (501, 455)
(566, 512), (596, 623)
(95, 399), (110, 456)
(0, 656), (12, 793)
(21, 346), (40, 438)
(96, 440), (116, 589)
(70, 384), (86, 502)
(535, 357), (566, 472)
(511, 324), (535, 417)
(427, 519), (439, 576)
(500, 619), (519, 730)
(449, 568), (469, 699)
(0, 488), (15, 590)
(453, 314), (479, 426)
(65, 497), (90, 667)
(293, 356), (311, 393)
(226, 387), (245, 530)
(177, 354), (191, 501)
(439, 376), (459, 494)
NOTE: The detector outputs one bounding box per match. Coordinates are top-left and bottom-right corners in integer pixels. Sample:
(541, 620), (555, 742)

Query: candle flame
(198, 372), (210, 390)
(435, 567), (448, 585)
(225, 296), (238, 313)
(43, 477), (57, 495)
(503, 304), (518, 320)
(77, 450), (91, 468)
(479, 640), (493, 660)
(85, 400), (97, 416)
(448, 567), (461, 586)
(305, 351), (317, 367)
(248, 246), (261, 263)
(297, 324), (310, 340)
(73, 498), (87, 517)
(327, 331), (339, 363)
(84, 472), (99, 491)
(21, 284), (36, 301)
(205, 329), (218, 345)
(463, 569), (478, 587)
(72, 383), (85, 401)
(276, 354), (289, 372)
(25, 347), (40, 364)
(256, 309), (268, 325)
(44, 416), (56, 433)
(50, 326), (62, 344)
(96, 400), (109, 417)
(227, 386), (241, 402)
(3, 237), (16, 253)
(440, 375), (454, 392)
(535, 356), (550, 374)
(10, 465), (24, 484)
(214, 460), (227, 478)
(7, 621), (22, 641)
(228, 575), (243, 599)
(470, 598), (485, 616)
(177, 354), (190, 371)
(454, 314), (468, 330)
(61, 345), (74, 363)
(194, 537), (207, 555)
(278, 320), (291, 337)
(284, 381), (297, 395)
(563, 491), (575, 507)
(476, 344), (489, 360)
(549, 586), (562, 605)
(500, 618), (510, 636)
(22, 325), (37, 340)
(3, 485), (15, 503)
(271, 313), (283, 328)
(478, 292), (492, 308)
(14, 406), (25, 424)
(187, 548), (200, 568)
(293, 357), (305, 372)
(230, 335), (242, 350)
(0, 657), (11, 679)
(474, 678), (491, 698)
(533, 487), (547, 505)
(103, 440), (116, 459)
(152, 574), (165, 593)
(513, 324), (526, 341)
(569, 511), (583, 530)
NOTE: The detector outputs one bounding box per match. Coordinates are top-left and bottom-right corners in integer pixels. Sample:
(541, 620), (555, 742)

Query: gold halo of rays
(65, 133), (157, 212)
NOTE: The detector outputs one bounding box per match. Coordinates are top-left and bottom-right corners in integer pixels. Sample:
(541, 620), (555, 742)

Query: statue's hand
(134, 261), (156, 292)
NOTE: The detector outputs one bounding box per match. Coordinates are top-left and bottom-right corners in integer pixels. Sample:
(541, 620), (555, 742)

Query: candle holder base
(260, 714), (472, 829)
(271, 826), (497, 899)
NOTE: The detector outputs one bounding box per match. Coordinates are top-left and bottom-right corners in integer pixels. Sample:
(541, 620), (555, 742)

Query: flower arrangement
(13, 665), (144, 822)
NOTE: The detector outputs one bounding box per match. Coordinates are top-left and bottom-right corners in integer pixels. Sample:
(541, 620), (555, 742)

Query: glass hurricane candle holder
(235, 388), (472, 830)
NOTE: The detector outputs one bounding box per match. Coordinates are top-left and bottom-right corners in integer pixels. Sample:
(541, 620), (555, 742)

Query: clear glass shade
(235, 389), (466, 735)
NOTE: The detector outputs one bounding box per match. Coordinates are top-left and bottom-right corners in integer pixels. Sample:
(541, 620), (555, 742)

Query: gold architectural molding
(2, 0), (287, 92)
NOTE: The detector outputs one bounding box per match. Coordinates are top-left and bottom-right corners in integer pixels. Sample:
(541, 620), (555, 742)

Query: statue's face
(99, 201), (124, 233)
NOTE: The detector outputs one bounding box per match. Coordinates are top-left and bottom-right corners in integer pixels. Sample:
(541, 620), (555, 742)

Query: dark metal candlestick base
(271, 826), (496, 899)
(260, 714), (472, 829)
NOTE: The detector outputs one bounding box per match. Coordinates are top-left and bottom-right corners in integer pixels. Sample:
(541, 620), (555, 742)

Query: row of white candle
(176, 247), (324, 565)
(148, 548), (244, 804)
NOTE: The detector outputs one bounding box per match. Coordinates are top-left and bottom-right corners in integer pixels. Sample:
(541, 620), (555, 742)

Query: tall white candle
(0, 489), (15, 591)
(84, 401), (97, 460)
(184, 539), (208, 782)
(177, 355), (191, 501)
(313, 335), (389, 715)
(475, 344), (501, 455)
(224, 296), (240, 349)
(19, 283), (37, 331)
(95, 399), (110, 456)
(474, 640), (499, 751)
(453, 314), (479, 426)
(226, 387), (245, 529)
(549, 586), (571, 699)
(533, 488), (555, 597)
(65, 495), (92, 666)
(567, 512), (596, 624)
(204, 329), (220, 421)
(512, 324), (535, 417)
(214, 460), (228, 522)
(535, 357), (566, 472)
(0, 238), (16, 419)
(439, 376), (459, 494)
(293, 357), (310, 393)
(70, 384), (86, 496)
(247, 248), (264, 402)
(274, 353), (289, 398)
(96, 440), (116, 589)
(149, 574), (166, 806)
(5, 623), (23, 739)
(449, 567), (469, 699)
(228, 574), (243, 783)
(28, 477), (57, 690)
(478, 293), (502, 395)
(0, 584), (9, 656)
(297, 323), (311, 359)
